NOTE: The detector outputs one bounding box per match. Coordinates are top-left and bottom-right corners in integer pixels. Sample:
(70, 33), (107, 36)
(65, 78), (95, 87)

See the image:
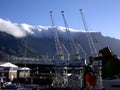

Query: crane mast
(77, 42), (87, 63)
(61, 11), (81, 60)
(80, 9), (97, 56)
(61, 41), (70, 61)
(50, 11), (70, 87)
(50, 11), (64, 60)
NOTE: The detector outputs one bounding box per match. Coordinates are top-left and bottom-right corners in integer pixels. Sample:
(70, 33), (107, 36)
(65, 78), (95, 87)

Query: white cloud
(0, 18), (26, 38)
(0, 18), (96, 38)
(38, 26), (50, 30)
(21, 23), (34, 35)
(58, 26), (86, 32)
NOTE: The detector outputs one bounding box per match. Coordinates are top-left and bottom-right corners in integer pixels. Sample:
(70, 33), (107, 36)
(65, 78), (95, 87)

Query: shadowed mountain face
(0, 32), (40, 58)
(0, 27), (120, 62)
(0, 18), (120, 61)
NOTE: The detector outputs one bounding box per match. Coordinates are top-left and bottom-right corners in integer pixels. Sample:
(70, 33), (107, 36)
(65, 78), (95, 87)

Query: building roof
(19, 67), (30, 70)
(0, 62), (18, 68)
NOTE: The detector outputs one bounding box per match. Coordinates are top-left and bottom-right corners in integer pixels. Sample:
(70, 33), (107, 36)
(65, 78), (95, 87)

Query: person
(85, 65), (97, 89)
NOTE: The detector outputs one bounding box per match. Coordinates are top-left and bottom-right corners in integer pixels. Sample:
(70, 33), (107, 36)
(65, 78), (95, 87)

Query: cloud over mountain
(0, 18), (92, 39)
(0, 18), (26, 38)
(0, 18), (120, 61)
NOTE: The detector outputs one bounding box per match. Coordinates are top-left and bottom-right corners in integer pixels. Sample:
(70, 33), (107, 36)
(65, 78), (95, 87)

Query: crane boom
(80, 9), (97, 56)
(61, 11), (80, 60)
(61, 41), (70, 61)
(50, 11), (64, 60)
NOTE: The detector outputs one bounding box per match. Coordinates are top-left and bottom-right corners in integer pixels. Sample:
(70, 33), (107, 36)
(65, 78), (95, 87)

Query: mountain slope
(0, 28), (120, 62)
(0, 18), (120, 61)
(0, 32), (40, 59)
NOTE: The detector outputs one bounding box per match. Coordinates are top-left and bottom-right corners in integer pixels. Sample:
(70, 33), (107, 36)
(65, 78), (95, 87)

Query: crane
(50, 11), (71, 87)
(80, 9), (97, 56)
(77, 41), (87, 64)
(79, 9), (104, 89)
(61, 41), (70, 61)
(61, 11), (81, 60)
(50, 11), (64, 60)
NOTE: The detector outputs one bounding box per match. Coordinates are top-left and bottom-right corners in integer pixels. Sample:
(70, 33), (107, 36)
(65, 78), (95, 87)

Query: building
(17, 67), (30, 78)
(0, 62), (18, 82)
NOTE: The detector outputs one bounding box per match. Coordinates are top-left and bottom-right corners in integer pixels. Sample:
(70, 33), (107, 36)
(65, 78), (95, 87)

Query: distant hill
(0, 32), (40, 59)
(0, 26), (120, 62)
(0, 18), (120, 61)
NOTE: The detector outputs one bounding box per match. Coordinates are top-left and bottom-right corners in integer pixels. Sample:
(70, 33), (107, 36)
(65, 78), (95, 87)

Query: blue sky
(0, 0), (120, 39)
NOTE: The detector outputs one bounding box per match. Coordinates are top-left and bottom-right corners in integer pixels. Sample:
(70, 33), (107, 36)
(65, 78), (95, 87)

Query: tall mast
(61, 11), (80, 60)
(61, 41), (70, 61)
(50, 11), (64, 60)
(80, 9), (97, 56)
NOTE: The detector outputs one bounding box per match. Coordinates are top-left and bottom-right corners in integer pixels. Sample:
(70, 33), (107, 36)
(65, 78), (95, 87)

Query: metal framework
(61, 11), (81, 60)
(80, 9), (97, 56)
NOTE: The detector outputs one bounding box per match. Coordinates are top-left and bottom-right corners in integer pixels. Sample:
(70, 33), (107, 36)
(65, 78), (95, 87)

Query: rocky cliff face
(0, 26), (120, 61)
